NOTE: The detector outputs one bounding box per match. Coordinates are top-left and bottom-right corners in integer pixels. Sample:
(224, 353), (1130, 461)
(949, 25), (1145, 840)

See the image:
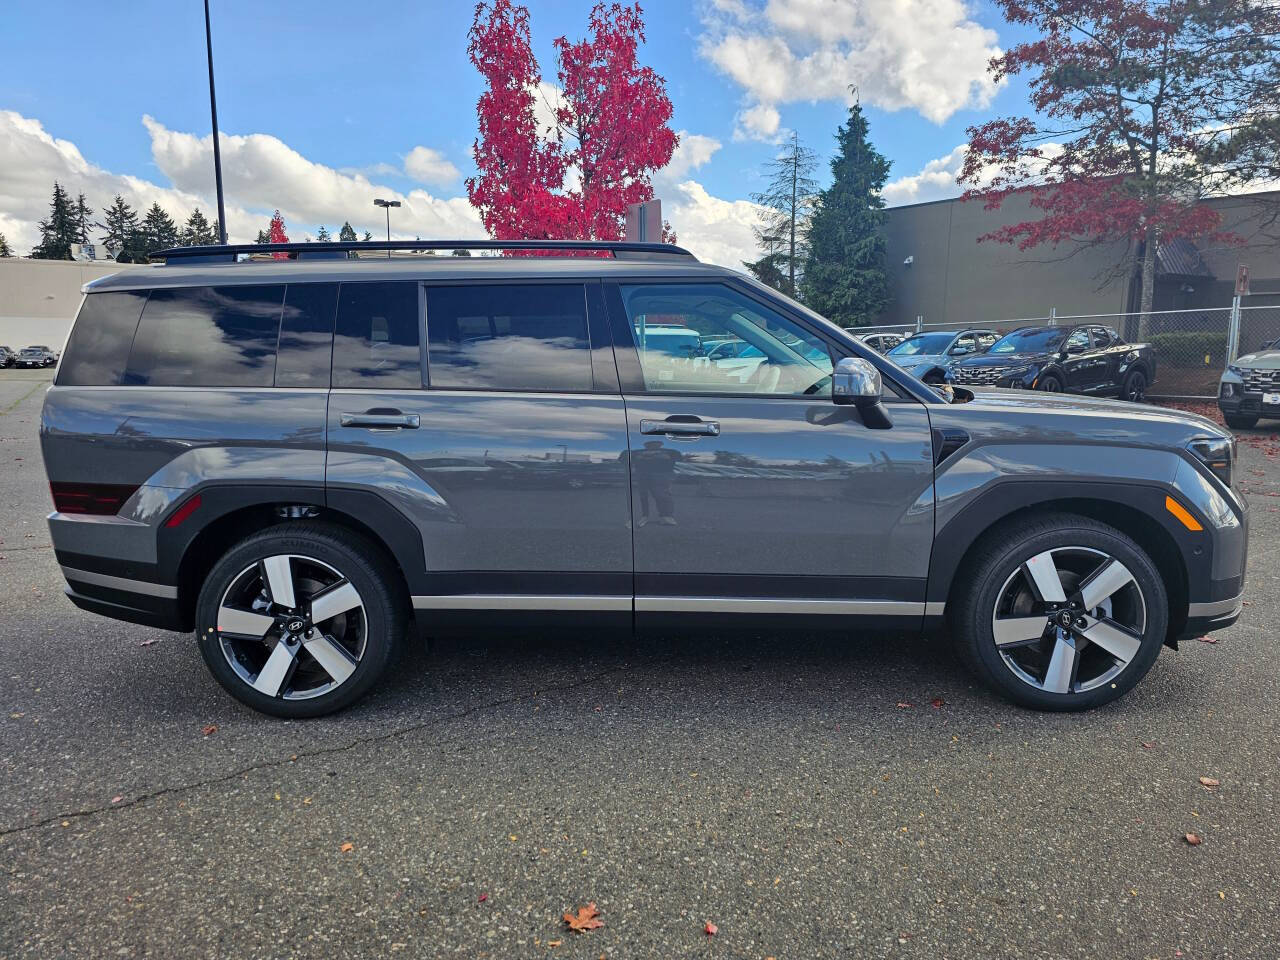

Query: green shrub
(1148, 331), (1227, 367)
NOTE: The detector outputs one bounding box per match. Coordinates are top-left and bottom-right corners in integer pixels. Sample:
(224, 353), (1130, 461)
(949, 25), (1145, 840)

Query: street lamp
(204, 0), (227, 245)
(373, 198), (401, 257)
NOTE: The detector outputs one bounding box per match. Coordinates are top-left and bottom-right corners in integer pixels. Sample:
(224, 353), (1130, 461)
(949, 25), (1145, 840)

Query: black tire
(1038, 373), (1063, 393)
(1224, 412), (1259, 430)
(950, 513), (1168, 711)
(195, 521), (407, 718)
(1122, 369), (1147, 402)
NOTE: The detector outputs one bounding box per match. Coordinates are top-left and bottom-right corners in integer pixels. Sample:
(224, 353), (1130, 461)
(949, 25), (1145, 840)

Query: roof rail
(150, 239), (697, 264)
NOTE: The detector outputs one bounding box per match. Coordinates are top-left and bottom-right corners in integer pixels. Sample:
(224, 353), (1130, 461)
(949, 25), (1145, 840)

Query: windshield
(989, 328), (1064, 354)
(888, 333), (954, 357)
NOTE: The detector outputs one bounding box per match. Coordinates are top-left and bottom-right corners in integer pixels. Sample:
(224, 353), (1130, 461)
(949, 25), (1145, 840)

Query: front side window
(619, 283), (833, 396)
(425, 283), (592, 392)
(124, 285), (284, 387)
(990, 328), (1065, 355)
(889, 332), (953, 357)
(1090, 326), (1114, 348)
(332, 281), (421, 389)
(1065, 328), (1091, 353)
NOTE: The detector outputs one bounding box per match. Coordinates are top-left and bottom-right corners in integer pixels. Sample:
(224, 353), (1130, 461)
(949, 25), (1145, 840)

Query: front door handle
(340, 411), (420, 429)
(640, 418), (720, 437)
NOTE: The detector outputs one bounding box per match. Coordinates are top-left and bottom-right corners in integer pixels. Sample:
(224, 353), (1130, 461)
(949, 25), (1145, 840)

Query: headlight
(1227, 365), (1244, 377)
(1188, 436), (1235, 489)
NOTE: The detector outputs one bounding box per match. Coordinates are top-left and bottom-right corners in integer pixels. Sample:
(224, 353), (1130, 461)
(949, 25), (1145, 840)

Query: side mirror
(832, 357), (882, 407)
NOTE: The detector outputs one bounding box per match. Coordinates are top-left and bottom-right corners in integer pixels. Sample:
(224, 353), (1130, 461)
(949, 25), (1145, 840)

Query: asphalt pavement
(2, 369), (1278, 959)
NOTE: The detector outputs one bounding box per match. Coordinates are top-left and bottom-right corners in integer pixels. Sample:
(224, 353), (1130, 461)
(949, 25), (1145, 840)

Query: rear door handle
(640, 418), (720, 437)
(340, 411), (420, 429)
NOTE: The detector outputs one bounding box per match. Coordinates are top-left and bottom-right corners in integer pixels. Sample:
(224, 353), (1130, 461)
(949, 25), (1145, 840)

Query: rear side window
(332, 281), (422, 389)
(124, 285), (285, 387)
(57, 291), (147, 386)
(275, 283), (338, 387)
(425, 284), (591, 392)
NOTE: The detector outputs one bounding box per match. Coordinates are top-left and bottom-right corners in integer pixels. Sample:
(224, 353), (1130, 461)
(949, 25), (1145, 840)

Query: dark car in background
(887, 328), (1000, 385)
(16, 345), (57, 368)
(0, 346), (15, 367)
(1218, 339), (1280, 428)
(948, 324), (1156, 400)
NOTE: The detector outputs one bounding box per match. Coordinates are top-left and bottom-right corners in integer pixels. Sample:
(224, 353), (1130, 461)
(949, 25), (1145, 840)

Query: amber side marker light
(1165, 496), (1203, 532)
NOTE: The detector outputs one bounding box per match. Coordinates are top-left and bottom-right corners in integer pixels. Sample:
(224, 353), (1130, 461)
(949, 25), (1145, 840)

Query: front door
(325, 279), (632, 630)
(605, 280), (936, 630)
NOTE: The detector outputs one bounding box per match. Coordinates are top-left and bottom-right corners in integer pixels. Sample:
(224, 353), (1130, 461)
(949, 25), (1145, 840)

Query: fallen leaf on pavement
(478, 893), (488, 903)
(339, 842), (354, 853)
(201, 724), (218, 737)
(1185, 833), (1202, 846)
(704, 922), (718, 936)
(111, 795), (122, 804)
(139, 638), (159, 647)
(1199, 777), (1220, 788)
(1141, 742), (1155, 749)
(1195, 635), (1218, 644)
(564, 902), (603, 933)
(896, 701), (912, 709)
(930, 698), (944, 709)
(547, 940), (562, 948)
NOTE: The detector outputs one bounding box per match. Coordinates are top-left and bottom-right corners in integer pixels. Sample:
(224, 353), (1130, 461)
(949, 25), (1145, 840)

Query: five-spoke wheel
(196, 523), (405, 718)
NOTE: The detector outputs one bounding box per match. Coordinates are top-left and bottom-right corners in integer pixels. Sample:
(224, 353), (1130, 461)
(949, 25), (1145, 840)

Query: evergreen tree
(96, 195), (143, 261)
(32, 182), (80, 260)
(0, 233), (11, 257)
(180, 208), (216, 246)
(750, 133), (818, 298)
(451, 247), (472, 257)
(74, 193), (92, 243)
(338, 221), (357, 242)
(141, 202), (179, 255)
(315, 225), (331, 241)
(742, 251), (787, 290)
(255, 229), (270, 245)
(801, 100), (891, 327)
(362, 230), (373, 242)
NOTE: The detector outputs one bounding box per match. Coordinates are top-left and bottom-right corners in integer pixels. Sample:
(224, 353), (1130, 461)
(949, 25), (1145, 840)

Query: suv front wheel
(951, 514), (1168, 711)
(195, 522), (406, 718)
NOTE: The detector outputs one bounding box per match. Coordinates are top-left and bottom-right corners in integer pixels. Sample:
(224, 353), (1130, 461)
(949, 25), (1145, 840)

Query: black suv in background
(41, 241), (1244, 718)
(949, 324), (1156, 400)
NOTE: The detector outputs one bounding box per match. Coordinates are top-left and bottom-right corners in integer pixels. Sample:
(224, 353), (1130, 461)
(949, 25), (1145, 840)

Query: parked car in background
(948, 324), (1156, 400)
(887, 328), (1000, 385)
(1219, 341), (1280, 428)
(0, 346), (15, 367)
(856, 332), (905, 353)
(16, 345), (57, 368)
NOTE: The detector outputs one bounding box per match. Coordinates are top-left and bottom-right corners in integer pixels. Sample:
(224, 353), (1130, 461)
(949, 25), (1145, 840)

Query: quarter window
(425, 284), (592, 392)
(332, 281), (422, 389)
(124, 285), (284, 387)
(619, 283), (833, 396)
(57, 291), (147, 386)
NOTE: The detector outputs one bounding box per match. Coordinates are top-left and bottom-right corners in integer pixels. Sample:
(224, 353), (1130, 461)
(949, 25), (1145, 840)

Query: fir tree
(74, 193), (92, 243)
(141, 202), (179, 254)
(801, 100), (891, 327)
(255, 229), (270, 245)
(362, 230), (373, 242)
(32, 182), (80, 259)
(315, 225), (331, 242)
(180, 208), (216, 246)
(0, 233), (11, 257)
(750, 133), (818, 298)
(338, 221), (357, 242)
(96, 196), (143, 261)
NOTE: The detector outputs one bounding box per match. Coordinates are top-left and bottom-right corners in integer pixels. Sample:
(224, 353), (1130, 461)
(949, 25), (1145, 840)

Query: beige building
(0, 258), (152, 348)
(879, 190), (1280, 327)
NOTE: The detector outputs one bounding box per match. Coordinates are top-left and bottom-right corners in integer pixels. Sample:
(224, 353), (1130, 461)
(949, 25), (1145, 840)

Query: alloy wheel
(991, 546), (1147, 695)
(216, 554), (367, 700)
(1126, 373), (1147, 401)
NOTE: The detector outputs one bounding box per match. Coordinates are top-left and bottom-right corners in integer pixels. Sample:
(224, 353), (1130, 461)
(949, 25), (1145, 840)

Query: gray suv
(41, 240), (1248, 717)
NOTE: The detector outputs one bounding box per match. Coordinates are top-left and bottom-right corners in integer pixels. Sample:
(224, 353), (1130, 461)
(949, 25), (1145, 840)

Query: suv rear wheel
(195, 522), (406, 718)
(951, 514), (1168, 711)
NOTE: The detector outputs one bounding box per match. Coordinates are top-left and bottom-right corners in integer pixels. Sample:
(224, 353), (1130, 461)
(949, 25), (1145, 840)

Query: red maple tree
(466, 0), (678, 246)
(960, 0), (1280, 328)
(268, 209), (290, 260)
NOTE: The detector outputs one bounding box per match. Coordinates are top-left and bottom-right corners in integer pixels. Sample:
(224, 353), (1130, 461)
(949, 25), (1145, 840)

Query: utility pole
(204, 0), (228, 245)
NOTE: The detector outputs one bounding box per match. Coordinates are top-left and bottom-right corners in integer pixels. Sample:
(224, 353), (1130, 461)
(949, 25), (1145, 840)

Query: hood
(892, 353), (947, 368)
(1234, 350), (1280, 371)
(961, 387), (1226, 435)
(954, 351), (1049, 368)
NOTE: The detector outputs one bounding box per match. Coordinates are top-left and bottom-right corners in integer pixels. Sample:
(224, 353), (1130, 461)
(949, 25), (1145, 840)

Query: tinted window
(620, 283), (832, 396)
(1090, 326), (1113, 348)
(990, 328), (1065, 354)
(425, 284), (592, 392)
(1065, 328), (1090, 353)
(888, 332), (953, 356)
(124, 285), (284, 387)
(333, 281), (422, 389)
(57, 291), (147, 386)
(275, 283), (338, 387)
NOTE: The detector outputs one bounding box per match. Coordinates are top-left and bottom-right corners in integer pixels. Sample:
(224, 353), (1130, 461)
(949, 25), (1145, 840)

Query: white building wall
(0, 258), (153, 347)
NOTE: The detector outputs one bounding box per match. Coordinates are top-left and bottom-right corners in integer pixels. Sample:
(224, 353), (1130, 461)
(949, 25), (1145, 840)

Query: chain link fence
(854, 304), (1280, 398)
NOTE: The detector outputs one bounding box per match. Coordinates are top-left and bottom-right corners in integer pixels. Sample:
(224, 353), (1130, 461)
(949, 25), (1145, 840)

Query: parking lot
(2, 368), (1278, 959)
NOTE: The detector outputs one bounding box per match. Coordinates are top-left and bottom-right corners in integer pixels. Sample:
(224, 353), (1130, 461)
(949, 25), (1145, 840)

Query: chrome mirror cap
(832, 357), (882, 406)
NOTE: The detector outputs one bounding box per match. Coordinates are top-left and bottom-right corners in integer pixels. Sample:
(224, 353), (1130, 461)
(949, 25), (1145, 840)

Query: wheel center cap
(1057, 611), (1074, 628)
(286, 618), (306, 634)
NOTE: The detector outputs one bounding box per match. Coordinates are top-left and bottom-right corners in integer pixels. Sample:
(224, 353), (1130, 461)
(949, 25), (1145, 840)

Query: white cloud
(883, 144), (968, 206)
(656, 131), (723, 185)
(531, 82), (566, 141)
(701, 0), (1002, 140)
(403, 146), (460, 186)
(734, 104), (784, 143)
(664, 179), (765, 268)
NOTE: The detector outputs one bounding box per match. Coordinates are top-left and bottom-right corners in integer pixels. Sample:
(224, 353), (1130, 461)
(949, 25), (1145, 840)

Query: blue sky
(0, 0), (1037, 264)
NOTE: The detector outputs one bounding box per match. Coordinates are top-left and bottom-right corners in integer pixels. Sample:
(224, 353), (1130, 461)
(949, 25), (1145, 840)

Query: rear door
(605, 279), (936, 630)
(1087, 325), (1125, 391)
(1060, 326), (1099, 391)
(325, 279), (632, 629)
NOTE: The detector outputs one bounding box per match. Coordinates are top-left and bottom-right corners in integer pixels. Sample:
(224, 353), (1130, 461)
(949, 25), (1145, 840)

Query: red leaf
(478, 892), (488, 903)
(564, 902), (603, 933)
(201, 724), (218, 737)
(896, 701), (913, 709)
(705, 921), (718, 936)
(1185, 833), (1202, 846)
(930, 698), (945, 709)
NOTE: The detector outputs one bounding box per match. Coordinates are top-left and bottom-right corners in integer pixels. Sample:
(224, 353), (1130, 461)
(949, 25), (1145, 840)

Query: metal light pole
(204, 0), (228, 245)
(373, 199), (401, 258)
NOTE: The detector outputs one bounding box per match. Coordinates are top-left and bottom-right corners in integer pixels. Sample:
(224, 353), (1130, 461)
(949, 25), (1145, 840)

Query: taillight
(50, 482), (139, 515)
